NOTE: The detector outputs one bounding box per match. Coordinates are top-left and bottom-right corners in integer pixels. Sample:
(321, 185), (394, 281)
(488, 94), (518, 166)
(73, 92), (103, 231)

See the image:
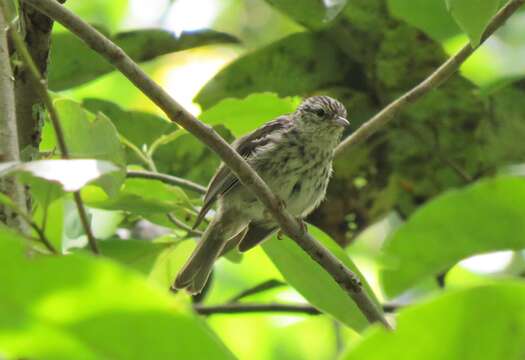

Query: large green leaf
(381, 177), (525, 297)
(0, 228), (234, 360)
(195, 32), (355, 109)
(199, 93), (300, 137)
(262, 225), (381, 331)
(265, 0), (348, 28)
(95, 237), (197, 287)
(445, 0), (501, 46)
(82, 98), (178, 150)
(387, 0), (461, 41)
(49, 29), (238, 90)
(45, 99), (126, 195)
(82, 178), (192, 215)
(342, 282), (525, 360)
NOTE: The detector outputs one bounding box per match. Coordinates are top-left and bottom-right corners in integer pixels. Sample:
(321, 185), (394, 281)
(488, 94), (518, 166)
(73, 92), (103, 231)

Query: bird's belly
(233, 141), (333, 220)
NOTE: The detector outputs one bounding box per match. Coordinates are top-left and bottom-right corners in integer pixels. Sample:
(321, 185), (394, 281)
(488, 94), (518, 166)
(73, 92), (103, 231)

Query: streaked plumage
(174, 96), (348, 294)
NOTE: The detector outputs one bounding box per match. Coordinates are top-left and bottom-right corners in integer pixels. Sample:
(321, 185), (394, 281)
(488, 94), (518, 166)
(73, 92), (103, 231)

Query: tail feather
(173, 221), (226, 293)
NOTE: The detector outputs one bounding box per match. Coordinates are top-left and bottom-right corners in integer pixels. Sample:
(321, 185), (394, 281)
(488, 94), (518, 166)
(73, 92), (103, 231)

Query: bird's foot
(297, 218), (307, 234)
(277, 229), (284, 240)
(263, 197), (286, 221)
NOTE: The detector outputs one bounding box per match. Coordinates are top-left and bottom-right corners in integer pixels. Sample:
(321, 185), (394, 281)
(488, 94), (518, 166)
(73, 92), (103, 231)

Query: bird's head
(295, 96), (349, 134)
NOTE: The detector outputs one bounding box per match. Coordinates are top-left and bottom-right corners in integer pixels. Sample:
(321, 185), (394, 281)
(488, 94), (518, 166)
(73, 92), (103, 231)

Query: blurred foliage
(2, 0), (525, 359)
(343, 282), (525, 360)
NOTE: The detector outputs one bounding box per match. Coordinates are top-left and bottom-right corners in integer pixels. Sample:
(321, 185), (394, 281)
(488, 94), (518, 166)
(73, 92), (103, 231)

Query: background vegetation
(1, 0), (525, 359)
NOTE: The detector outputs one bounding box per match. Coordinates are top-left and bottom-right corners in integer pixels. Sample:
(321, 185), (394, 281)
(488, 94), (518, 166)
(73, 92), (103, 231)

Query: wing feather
(193, 116), (293, 229)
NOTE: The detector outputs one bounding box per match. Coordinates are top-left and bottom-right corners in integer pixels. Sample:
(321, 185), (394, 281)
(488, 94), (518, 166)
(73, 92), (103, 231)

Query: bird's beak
(334, 116), (350, 127)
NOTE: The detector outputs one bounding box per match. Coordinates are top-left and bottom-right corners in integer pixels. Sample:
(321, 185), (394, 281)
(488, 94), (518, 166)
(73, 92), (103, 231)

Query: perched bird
(174, 96), (349, 294)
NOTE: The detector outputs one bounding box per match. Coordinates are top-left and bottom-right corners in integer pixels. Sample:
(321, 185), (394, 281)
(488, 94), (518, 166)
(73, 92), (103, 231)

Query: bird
(173, 95), (349, 294)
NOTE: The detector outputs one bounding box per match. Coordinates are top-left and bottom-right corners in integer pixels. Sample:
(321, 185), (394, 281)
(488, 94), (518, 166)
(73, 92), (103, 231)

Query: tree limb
(23, 0), (390, 328)
(0, 4), (29, 233)
(6, 14), (99, 254)
(335, 0), (525, 156)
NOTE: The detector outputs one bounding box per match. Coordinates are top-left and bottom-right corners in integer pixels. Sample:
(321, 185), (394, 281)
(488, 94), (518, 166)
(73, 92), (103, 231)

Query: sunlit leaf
(0, 160), (119, 192)
(49, 29), (239, 90)
(342, 282), (525, 360)
(46, 99), (126, 194)
(195, 32), (355, 109)
(381, 176), (525, 297)
(263, 225), (381, 331)
(445, 0), (501, 46)
(199, 93), (300, 137)
(0, 228), (234, 360)
(82, 178), (192, 214)
(387, 0), (461, 41)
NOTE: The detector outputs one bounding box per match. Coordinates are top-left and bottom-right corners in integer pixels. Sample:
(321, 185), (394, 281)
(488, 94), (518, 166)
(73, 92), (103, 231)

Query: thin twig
(22, 0), (397, 328)
(120, 135), (157, 171)
(194, 302), (400, 316)
(0, 193), (57, 253)
(335, 0), (525, 156)
(194, 303), (321, 316)
(228, 279), (286, 303)
(127, 170), (206, 194)
(166, 213), (202, 237)
(6, 15), (99, 254)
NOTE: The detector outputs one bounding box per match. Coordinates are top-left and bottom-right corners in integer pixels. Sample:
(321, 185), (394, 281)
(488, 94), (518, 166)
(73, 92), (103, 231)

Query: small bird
(174, 96), (349, 294)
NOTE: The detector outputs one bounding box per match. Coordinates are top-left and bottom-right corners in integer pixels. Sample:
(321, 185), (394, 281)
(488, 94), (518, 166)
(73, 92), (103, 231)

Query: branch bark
(335, 0), (525, 156)
(7, 15), (99, 254)
(14, 1), (63, 160)
(23, 0), (390, 328)
(0, 4), (29, 233)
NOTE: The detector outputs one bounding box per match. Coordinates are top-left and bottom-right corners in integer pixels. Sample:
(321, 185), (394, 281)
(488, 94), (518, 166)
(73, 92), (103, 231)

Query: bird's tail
(173, 218), (229, 294)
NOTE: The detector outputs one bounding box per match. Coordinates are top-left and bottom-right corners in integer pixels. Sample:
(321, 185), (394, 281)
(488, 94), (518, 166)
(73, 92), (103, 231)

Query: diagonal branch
(5, 9), (99, 254)
(335, 0), (525, 156)
(23, 0), (390, 328)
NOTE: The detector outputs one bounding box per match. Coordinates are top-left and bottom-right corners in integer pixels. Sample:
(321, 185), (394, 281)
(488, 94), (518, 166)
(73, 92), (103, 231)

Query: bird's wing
(193, 116), (293, 229)
(238, 222), (278, 252)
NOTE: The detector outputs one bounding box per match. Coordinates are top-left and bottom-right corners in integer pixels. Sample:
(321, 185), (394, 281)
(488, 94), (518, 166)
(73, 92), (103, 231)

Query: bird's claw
(297, 218), (307, 233)
(277, 230), (284, 240)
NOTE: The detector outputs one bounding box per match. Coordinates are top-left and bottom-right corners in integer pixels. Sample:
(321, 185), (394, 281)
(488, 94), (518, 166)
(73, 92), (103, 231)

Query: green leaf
(195, 32), (354, 109)
(445, 0), (501, 46)
(199, 93), (300, 137)
(262, 225), (381, 331)
(50, 99), (126, 194)
(387, 0), (461, 41)
(82, 178), (192, 215)
(82, 98), (177, 149)
(0, 228), (234, 360)
(265, 0), (347, 28)
(49, 29), (239, 90)
(381, 176), (525, 297)
(342, 282), (525, 360)
(0, 160), (119, 192)
(33, 197), (65, 252)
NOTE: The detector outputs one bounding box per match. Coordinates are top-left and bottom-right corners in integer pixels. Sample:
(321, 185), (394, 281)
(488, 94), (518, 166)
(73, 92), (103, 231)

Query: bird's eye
(314, 108), (326, 117)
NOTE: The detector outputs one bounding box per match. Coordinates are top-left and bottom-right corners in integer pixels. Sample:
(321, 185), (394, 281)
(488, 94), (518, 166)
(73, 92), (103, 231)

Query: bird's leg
(277, 218), (306, 240)
(296, 217), (307, 233)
